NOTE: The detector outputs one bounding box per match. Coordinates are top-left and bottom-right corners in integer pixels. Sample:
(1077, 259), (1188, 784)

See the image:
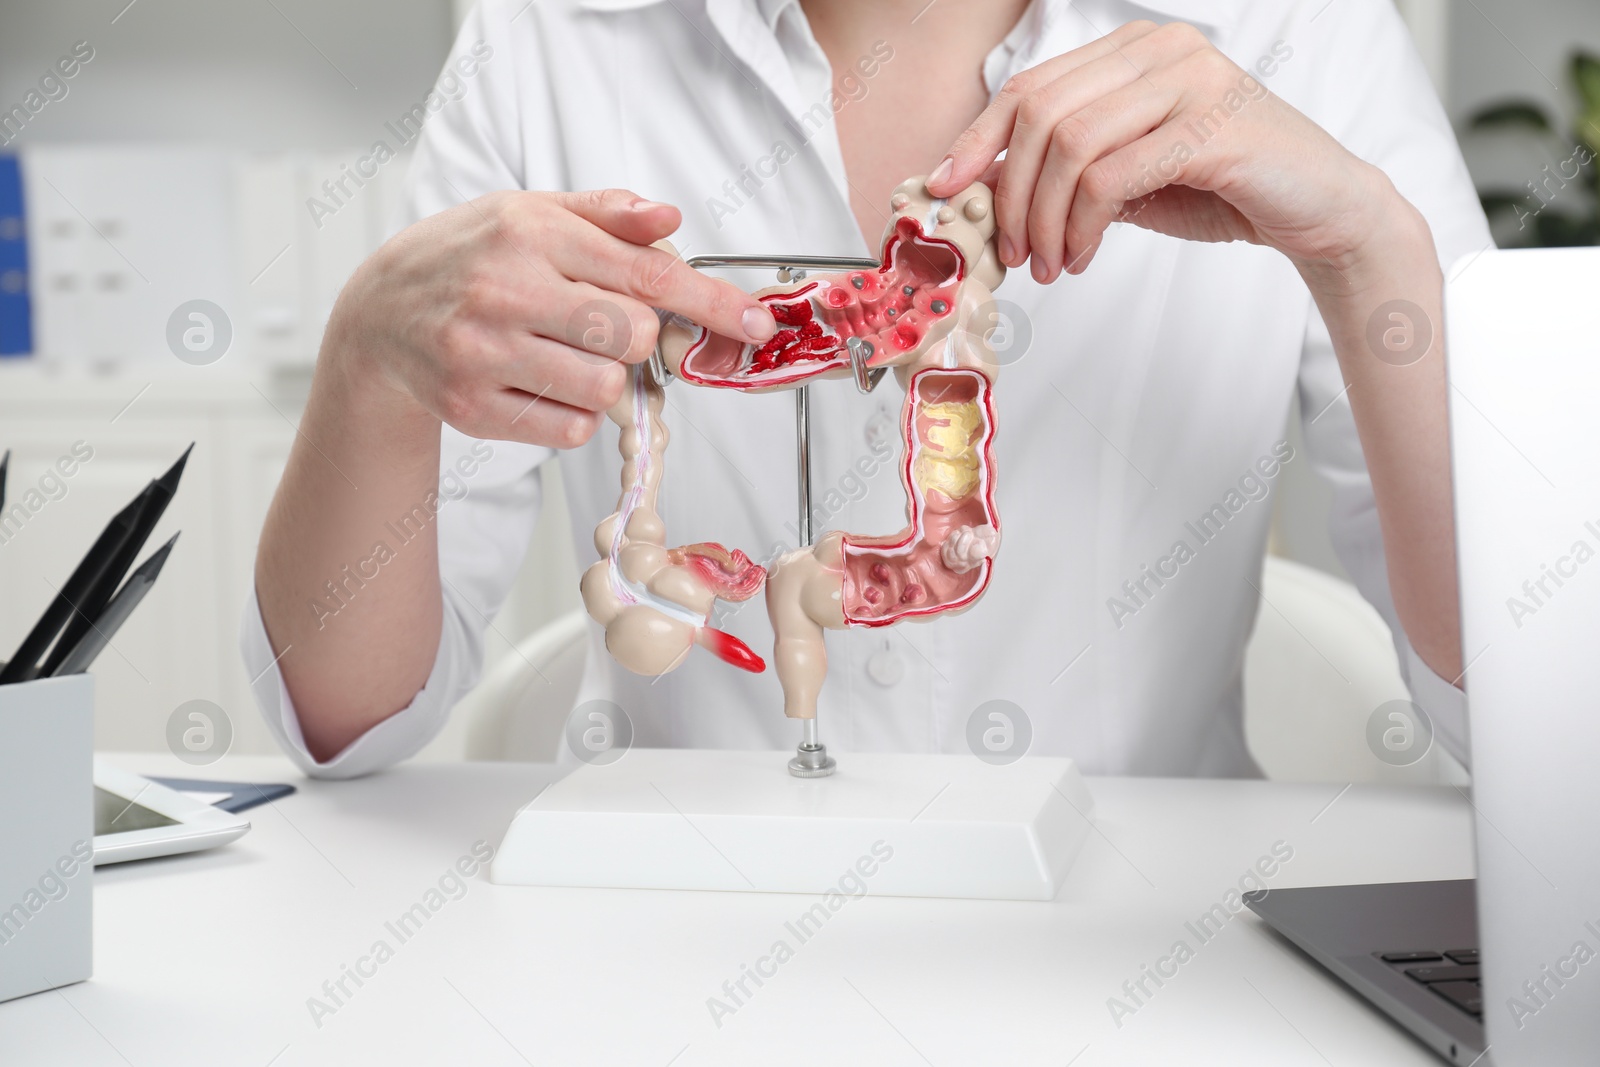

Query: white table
(0, 753), (1474, 1066)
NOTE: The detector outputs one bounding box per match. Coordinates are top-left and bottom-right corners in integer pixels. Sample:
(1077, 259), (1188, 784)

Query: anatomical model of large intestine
(580, 177), (1005, 720)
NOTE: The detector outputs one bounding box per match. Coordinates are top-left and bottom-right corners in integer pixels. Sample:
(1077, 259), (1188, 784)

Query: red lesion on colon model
(666, 542), (766, 602)
(683, 217), (964, 385)
(747, 297), (839, 373)
(841, 370), (996, 625)
(665, 544), (768, 672)
(697, 625), (766, 673)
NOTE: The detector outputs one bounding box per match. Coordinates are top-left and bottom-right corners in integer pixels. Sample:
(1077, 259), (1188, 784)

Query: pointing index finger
(572, 237), (776, 345)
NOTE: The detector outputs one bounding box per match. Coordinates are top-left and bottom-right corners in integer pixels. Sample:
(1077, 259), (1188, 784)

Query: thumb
(554, 188), (682, 246)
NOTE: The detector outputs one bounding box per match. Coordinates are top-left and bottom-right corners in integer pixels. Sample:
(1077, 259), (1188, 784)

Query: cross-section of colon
(666, 216), (967, 392)
(841, 367), (997, 625)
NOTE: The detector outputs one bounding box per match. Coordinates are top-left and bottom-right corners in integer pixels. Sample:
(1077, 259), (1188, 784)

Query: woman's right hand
(327, 188), (778, 448)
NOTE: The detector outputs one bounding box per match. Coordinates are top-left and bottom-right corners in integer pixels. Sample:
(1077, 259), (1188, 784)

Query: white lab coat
(242, 0), (1489, 778)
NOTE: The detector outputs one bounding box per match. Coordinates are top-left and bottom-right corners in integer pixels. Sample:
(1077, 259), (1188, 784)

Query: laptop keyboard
(1377, 949), (1482, 1017)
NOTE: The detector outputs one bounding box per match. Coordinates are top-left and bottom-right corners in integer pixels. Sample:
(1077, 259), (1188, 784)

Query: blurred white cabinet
(19, 145), (410, 370)
(0, 366), (301, 755)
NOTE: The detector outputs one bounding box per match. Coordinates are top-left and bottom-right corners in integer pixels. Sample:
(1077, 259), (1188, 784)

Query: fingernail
(632, 198), (668, 212)
(928, 156), (954, 189)
(998, 233), (1015, 266)
(742, 306), (775, 341)
(1031, 257), (1049, 284)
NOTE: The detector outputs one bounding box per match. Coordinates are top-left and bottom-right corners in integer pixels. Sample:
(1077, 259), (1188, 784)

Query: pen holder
(0, 670), (93, 1003)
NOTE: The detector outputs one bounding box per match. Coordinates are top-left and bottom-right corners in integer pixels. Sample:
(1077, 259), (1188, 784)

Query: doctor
(245, 0), (1486, 778)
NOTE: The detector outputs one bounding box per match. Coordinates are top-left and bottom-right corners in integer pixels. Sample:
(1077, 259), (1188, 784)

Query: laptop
(1247, 247), (1600, 1066)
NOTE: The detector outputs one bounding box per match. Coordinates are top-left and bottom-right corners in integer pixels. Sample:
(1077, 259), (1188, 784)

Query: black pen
(0, 479), (156, 684)
(38, 443), (192, 678)
(0, 448), (9, 513)
(50, 533), (179, 676)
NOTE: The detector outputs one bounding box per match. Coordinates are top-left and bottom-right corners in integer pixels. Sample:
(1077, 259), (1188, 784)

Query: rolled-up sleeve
(1299, 309), (1473, 766)
(1292, 0), (1493, 766)
(241, 429), (550, 778)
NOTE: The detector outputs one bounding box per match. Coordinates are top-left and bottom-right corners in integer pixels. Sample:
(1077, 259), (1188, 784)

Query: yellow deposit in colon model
(913, 400), (982, 500)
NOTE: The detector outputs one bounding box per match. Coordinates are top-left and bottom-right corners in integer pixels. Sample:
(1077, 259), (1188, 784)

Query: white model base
(491, 748), (1093, 901)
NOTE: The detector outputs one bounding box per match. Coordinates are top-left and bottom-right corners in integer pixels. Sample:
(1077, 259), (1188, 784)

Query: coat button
(866, 645), (904, 687)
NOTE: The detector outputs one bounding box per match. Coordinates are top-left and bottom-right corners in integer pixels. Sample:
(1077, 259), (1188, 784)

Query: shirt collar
(1114, 0), (1225, 30)
(577, 0), (794, 32)
(755, 0), (797, 30)
(577, 0), (1226, 31)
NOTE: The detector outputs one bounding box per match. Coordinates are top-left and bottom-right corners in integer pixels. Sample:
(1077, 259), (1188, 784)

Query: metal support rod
(684, 254), (880, 272)
(788, 380), (836, 778)
(657, 250), (876, 779)
(796, 386), (813, 547)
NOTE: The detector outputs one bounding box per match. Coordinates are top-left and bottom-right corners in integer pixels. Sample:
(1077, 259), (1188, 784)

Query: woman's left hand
(926, 21), (1465, 686)
(924, 20), (1405, 288)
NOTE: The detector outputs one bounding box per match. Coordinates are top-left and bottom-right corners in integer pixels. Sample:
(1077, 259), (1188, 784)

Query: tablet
(93, 759), (252, 865)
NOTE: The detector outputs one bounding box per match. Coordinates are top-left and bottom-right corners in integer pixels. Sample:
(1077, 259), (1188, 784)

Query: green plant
(1469, 49), (1600, 247)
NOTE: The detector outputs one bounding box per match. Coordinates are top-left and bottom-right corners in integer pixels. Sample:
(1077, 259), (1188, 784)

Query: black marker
(50, 533), (179, 676)
(39, 444), (192, 678)
(0, 480), (154, 684)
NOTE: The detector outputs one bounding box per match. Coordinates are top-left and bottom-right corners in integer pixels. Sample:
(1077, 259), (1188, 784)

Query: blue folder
(149, 777), (297, 814)
(0, 153), (31, 357)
